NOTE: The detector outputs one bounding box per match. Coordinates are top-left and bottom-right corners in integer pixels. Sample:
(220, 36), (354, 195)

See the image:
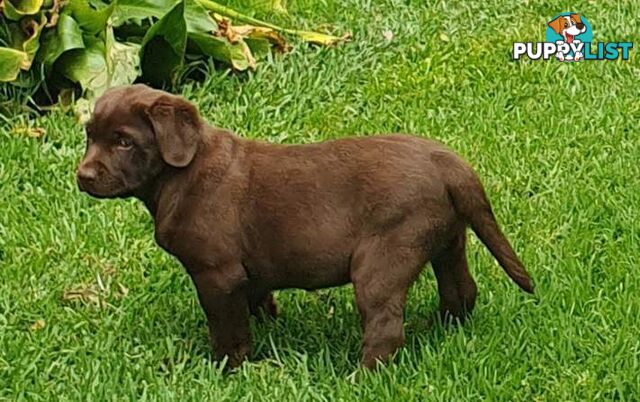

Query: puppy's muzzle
(76, 163), (102, 194)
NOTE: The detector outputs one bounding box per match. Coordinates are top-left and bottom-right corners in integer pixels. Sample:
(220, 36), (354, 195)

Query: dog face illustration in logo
(548, 14), (587, 61)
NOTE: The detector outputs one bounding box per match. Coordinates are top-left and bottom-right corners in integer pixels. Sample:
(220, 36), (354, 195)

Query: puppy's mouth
(77, 177), (128, 199)
(565, 33), (575, 43)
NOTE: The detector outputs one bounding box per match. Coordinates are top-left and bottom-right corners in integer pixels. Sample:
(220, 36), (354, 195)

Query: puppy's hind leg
(249, 290), (278, 321)
(351, 238), (427, 369)
(431, 229), (477, 323)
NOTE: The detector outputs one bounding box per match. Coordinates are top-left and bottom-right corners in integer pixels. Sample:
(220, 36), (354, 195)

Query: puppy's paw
(216, 343), (251, 371)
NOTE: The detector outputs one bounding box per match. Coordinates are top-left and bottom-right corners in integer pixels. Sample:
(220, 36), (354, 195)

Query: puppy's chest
(153, 203), (241, 269)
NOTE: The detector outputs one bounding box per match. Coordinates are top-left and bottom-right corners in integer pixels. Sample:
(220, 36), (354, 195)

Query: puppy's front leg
(190, 267), (251, 369)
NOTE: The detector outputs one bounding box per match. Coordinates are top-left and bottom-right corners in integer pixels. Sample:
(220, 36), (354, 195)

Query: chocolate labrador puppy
(77, 84), (534, 369)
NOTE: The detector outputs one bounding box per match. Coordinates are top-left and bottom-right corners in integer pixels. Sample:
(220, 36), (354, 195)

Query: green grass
(2, 0), (640, 400)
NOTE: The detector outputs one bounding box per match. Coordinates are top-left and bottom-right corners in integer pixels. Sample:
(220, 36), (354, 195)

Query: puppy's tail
(437, 150), (534, 293)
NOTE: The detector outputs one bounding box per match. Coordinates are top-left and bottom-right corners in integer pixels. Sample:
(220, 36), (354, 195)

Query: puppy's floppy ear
(146, 94), (201, 167)
(547, 16), (565, 35)
(570, 14), (582, 24)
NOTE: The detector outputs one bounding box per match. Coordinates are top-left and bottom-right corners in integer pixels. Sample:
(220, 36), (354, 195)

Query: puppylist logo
(513, 13), (633, 62)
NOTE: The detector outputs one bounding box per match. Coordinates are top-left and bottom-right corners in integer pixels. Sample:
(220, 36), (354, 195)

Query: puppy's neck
(135, 127), (241, 220)
(133, 167), (174, 217)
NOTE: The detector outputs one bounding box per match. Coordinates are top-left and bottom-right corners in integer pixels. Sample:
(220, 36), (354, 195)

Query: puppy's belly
(274, 259), (352, 290)
(245, 240), (354, 290)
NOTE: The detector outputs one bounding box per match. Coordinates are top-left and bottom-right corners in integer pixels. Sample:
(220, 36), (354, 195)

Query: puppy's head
(548, 14), (586, 40)
(77, 84), (202, 198)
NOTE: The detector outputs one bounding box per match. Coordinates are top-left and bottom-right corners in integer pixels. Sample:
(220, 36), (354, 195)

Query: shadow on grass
(122, 277), (469, 375)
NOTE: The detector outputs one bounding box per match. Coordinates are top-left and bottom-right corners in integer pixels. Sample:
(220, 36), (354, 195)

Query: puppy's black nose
(577, 23), (585, 30)
(77, 165), (97, 182)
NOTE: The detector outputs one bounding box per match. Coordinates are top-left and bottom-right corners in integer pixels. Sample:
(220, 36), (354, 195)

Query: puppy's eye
(116, 137), (134, 149)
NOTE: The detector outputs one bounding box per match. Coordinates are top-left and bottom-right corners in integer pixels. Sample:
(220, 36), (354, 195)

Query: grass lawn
(1, 0), (639, 400)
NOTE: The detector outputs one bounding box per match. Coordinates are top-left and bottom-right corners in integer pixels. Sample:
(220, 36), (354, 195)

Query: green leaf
(244, 37), (270, 60)
(55, 26), (141, 123)
(55, 36), (107, 91)
(38, 13), (85, 70)
(184, 0), (217, 33)
(111, 0), (178, 26)
(55, 28), (140, 94)
(188, 32), (253, 71)
(0, 47), (26, 81)
(140, 0), (187, 85)
(1, 0), (45, 21)
(112, 0), (214, 32)
(65, 0), (115, 35)
(105, 27), (140, 89)
(7, 13), (47, 70)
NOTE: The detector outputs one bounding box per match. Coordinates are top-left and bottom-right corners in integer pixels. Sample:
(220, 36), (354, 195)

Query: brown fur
(548, 15), (567, 35)
(77, 85), (534, 369)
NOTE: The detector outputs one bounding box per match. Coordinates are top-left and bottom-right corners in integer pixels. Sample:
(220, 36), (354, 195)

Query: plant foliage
(0, 0), (349, 106)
